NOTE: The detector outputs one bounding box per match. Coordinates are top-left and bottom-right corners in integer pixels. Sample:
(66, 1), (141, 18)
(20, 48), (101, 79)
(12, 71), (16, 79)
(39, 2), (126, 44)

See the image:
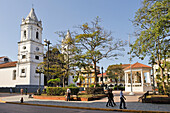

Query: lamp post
(151, 58), (155, 94)
(101, 67), (104, 87)
(36, 66), (43, 94)
(44, 39), (51, 85)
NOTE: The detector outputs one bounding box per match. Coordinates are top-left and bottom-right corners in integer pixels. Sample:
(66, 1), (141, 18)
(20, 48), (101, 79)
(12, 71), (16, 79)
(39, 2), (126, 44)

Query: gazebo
(124, 62), (152, 92)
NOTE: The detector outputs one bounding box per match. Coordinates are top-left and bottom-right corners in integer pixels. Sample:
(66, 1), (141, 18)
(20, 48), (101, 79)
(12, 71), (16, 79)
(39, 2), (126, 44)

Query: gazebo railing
(125, 83), (142, 87)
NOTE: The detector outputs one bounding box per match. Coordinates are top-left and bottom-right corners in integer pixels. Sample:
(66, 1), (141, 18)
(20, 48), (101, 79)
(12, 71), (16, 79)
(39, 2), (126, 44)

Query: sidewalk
(0, 92), (170, 113)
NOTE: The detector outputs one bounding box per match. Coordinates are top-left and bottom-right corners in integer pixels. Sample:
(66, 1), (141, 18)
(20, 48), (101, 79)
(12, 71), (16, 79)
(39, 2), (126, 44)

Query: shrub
(86, 87), (104, 94)
(113, 86), (125, 90)
(46, 87), (79, 96)
(113, 86), (118, 90)
(118, 86), (125, 90)
(68, 87), (79, 95)
(46, 87), (66, 96)
(90, 84), (101, 87)
(68, 83), (76, 87)
(90, 84), (94, 87)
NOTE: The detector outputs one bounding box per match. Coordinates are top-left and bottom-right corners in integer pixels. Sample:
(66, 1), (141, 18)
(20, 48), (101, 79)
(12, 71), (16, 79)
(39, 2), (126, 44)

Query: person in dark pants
(20, 88), (23, 95)
(66, 88), (71, 101)
(120, 89), (127, 109)
(106, 89), (116, 107)
(10, 88), (12, 94)
(111, 90), (117, 106)
(25, 88), (28, 95)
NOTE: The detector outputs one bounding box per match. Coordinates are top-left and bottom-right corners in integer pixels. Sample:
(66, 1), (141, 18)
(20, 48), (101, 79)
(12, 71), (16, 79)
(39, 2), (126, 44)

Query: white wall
(0, 67), (17, 87)
(30, 63), (44, 86)
(15, 63), (30, 85)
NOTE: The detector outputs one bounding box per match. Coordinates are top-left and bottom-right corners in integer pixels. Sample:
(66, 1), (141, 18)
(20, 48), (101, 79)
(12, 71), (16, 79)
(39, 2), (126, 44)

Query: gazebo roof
(123, 62), (151, 70)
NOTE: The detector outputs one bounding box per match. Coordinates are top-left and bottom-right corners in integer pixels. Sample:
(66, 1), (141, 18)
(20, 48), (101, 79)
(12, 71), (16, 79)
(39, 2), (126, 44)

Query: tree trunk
(63, 76), (65, 87)
(160, 67), (166, 94)
(94, 61), (97, 86)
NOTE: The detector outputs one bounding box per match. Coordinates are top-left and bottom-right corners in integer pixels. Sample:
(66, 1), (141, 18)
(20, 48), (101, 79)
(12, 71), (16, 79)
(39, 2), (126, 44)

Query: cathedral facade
(0, 8), (44, 92)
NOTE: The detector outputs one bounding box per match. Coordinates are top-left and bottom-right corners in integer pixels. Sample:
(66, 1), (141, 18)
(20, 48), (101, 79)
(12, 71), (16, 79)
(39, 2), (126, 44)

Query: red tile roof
(0, 56), (5, 59)
(123, 62), (151, 70)
(97, 72), (109, 77)
(0, 61), (17, 68)
(122, 64), (130, 69)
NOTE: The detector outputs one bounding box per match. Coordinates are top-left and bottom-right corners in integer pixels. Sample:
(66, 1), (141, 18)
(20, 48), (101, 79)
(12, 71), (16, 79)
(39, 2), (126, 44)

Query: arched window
(23, 46), (26, 49)
(24, 30), (26, 37)
(36, 32), (39, 39)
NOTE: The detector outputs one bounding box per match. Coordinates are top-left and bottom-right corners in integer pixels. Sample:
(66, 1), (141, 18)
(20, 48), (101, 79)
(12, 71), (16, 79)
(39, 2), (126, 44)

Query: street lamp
(44, 39), (51, 85)
(36, 66), (43, 94)
(101, 67), (104, 87)
(151, 58), (156, 94)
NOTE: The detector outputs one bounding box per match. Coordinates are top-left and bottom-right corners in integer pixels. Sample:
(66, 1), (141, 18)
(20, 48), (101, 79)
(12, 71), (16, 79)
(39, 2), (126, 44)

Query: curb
(1, 101), (169, 113)
(0, 100), (6, 103)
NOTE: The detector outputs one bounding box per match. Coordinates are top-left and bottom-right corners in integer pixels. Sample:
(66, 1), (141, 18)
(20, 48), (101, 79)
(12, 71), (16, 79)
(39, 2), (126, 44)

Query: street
(0, 103), (129, 113)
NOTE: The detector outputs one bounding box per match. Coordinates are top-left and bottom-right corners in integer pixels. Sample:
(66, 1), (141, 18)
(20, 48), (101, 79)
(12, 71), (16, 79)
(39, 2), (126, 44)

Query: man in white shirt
(67, 88), (71, 101)
(120, 89), (127, 109)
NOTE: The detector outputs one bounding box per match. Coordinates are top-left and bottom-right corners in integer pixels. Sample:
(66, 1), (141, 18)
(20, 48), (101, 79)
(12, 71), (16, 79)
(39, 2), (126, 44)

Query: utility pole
(101, 67), (104, 87)
(129, 35), (134, 95)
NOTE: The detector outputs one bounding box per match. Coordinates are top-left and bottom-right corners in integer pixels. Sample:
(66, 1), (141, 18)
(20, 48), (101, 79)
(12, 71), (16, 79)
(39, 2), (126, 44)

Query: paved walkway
(0, 92), (170, 112)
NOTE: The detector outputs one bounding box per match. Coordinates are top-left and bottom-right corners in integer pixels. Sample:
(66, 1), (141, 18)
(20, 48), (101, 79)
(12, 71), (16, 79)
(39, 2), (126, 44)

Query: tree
(56, 30), (77, 87)
(131, 0), (169, 93)
(75, 17), (127, 86)
(41, 46), (66, 86)
(106, 64), (124, 86)
(48, 78), (60, 87)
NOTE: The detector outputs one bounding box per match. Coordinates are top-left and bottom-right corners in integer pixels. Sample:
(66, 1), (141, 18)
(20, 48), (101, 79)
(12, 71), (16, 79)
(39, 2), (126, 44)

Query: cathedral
(0, 8), (44, 92)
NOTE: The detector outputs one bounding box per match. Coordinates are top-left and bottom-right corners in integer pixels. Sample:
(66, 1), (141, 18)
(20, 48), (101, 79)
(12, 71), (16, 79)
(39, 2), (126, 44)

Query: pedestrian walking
(119, 89), (127, 109)
(10, 88), (12, 94)
(25, 88), (28, 95)
(106, 89), (116, 107)
(20, 88), (23, 95)
(112, 90), (117, 106)
(66, 88), (71, 101)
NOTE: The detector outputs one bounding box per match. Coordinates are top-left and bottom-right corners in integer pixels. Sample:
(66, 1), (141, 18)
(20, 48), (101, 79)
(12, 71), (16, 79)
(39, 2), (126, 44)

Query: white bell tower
(16, 8), (44, 88)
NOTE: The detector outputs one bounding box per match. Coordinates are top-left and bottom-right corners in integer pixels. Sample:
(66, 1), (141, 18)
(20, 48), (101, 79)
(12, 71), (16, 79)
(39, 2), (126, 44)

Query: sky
(0, 0), (150, 71)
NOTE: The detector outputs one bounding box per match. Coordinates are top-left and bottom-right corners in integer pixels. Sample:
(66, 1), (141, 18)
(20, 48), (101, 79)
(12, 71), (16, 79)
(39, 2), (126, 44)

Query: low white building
(0, 8), (44, 92)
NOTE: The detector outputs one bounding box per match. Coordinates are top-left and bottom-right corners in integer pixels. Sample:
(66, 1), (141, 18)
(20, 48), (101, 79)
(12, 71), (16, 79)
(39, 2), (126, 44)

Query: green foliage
(68, 83), (76, 87)
(74, 17), (127, 85)
(86, 87), (104, 94)
(46, 87), (79, 96)
(40, 46), (66, 86)
(46, 87), (66, 96)
(90, 84), (100, 87)
(73, 75), (85, 85)
(56, 30), (78, 87)
(131, 0), (169, 94)
(90, 84), (95, 87)
(106, 64), (124, 84)
(48, 78), (60, 87)
(113, 86), (125, 90)
(67, 87), (79, 95)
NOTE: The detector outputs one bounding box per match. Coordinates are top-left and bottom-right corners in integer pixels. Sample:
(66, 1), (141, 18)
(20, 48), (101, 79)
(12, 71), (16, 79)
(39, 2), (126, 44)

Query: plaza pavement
(0, 91), (170, 113)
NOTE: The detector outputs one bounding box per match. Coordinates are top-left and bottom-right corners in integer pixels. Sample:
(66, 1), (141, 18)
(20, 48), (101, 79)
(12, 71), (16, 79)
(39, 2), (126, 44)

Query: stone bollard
(20, 97), (24, 103)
